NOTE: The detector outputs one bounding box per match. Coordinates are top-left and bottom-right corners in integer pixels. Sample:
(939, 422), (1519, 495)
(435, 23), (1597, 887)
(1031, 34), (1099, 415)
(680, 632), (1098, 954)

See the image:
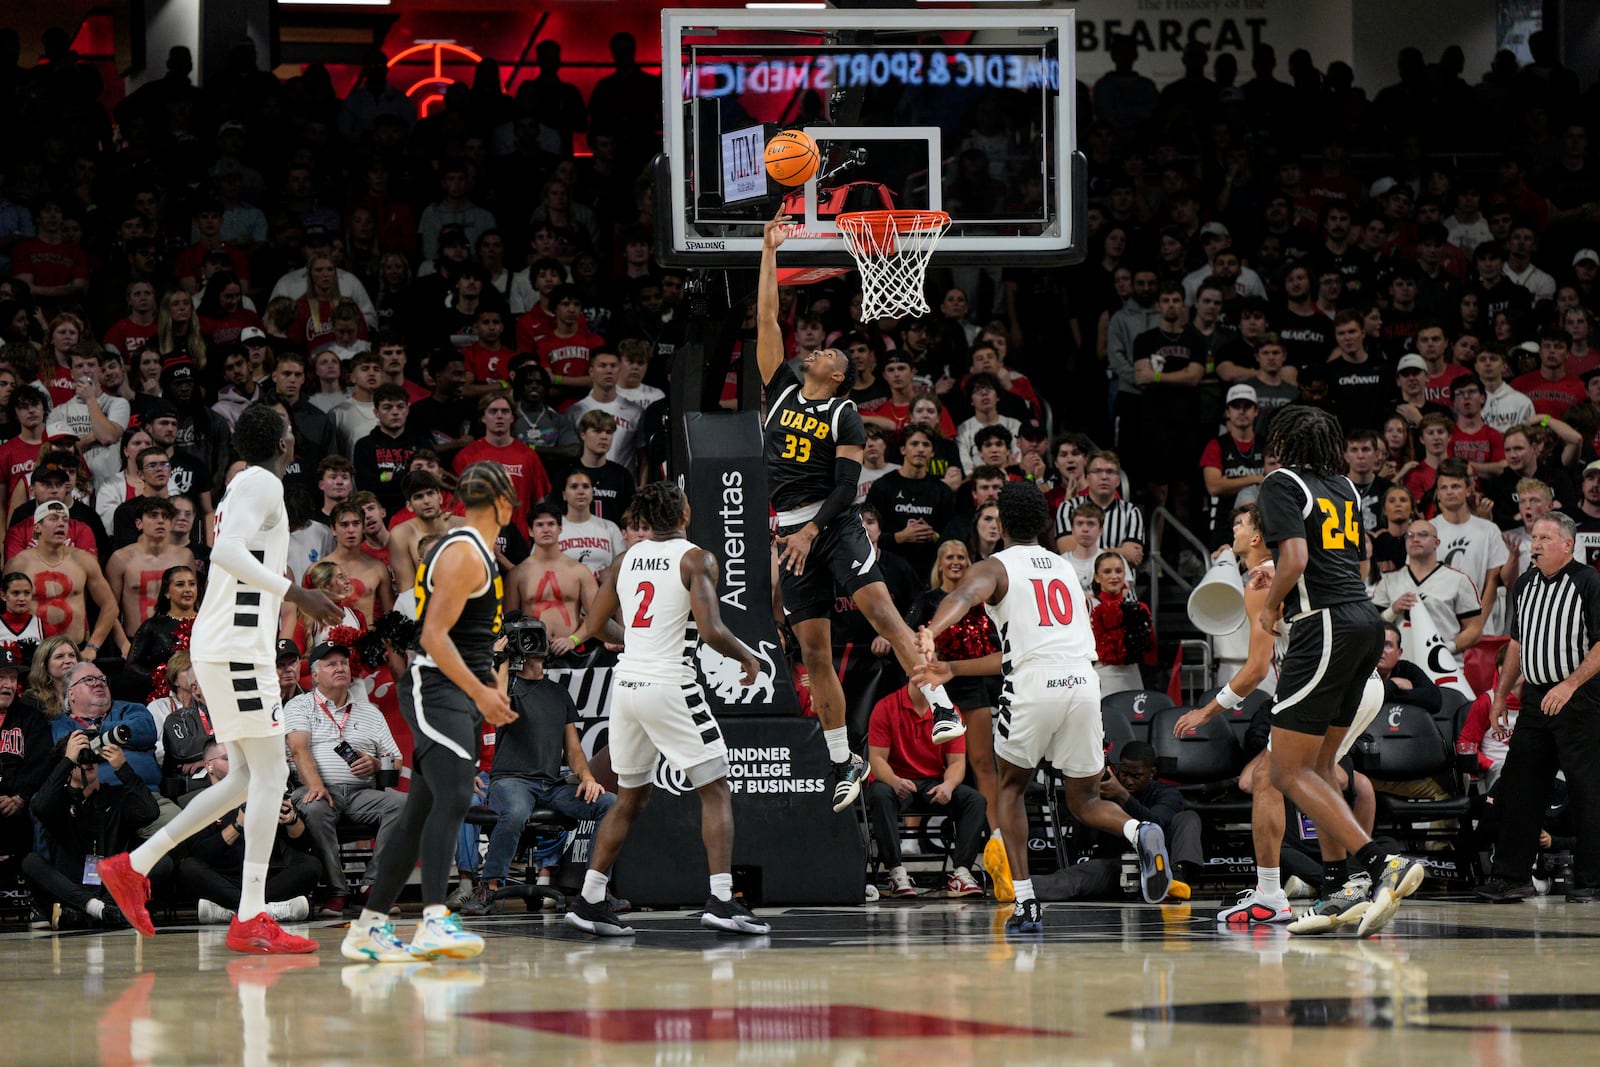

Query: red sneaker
(98, 853), (155, 937)
(227, 913), (319, 955)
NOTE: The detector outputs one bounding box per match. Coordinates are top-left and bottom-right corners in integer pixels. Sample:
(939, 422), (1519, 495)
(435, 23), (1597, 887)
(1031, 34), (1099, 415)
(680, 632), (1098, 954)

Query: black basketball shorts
(401, 663), (483, 765)
(1271, 600), (1385, 737)
(777, 510), (886, 624)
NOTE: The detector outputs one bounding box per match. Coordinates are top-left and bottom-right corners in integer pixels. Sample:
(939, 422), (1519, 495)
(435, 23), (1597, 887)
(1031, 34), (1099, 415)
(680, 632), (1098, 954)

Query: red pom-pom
(148, 662), (171, 704)
(174, 617), (194, 651)
(326, 625), (362, 649)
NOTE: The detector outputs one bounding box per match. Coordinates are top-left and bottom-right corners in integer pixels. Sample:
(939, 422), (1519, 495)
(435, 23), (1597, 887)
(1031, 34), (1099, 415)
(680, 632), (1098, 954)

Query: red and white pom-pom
(326, 625), (362, 649)
(173, 617), (195, 651)
(148, 663), (171, 704)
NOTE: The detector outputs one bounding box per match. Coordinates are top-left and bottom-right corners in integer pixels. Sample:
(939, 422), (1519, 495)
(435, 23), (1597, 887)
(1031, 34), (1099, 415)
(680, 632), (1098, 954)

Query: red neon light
(388, 42), (487, 118)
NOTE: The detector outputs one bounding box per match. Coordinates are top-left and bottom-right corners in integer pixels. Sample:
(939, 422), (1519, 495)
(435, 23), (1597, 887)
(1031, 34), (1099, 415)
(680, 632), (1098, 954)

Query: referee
(1480, 512), (1600, 903)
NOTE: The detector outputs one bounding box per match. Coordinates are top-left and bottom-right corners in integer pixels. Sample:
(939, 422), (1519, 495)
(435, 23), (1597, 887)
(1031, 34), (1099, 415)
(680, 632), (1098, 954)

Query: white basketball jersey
(193, 465), (291, 665)
(615, 538), (698, 684)
(986, 544), (1096, 670)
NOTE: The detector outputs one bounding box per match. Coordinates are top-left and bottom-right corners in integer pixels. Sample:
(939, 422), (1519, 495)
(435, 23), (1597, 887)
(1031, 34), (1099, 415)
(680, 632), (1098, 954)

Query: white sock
(356, 907), (387, 929)
(709, 873), (733, 902)
(918, 683), (952, 709)
(536, 874), (551, 886)
(890, 864), (907, 880)
(1257, 866), (1282, 897)
(86, 898), (106, 919)
(1122, 819), (1140, 847)
(238, 862), (269, 922)
(423, 904), (448, 919)
(989, 828), (1003, 845)
(582, 869), (609, 905)
(1013, 878), (1035, 904)
(823, 727), (850, 764)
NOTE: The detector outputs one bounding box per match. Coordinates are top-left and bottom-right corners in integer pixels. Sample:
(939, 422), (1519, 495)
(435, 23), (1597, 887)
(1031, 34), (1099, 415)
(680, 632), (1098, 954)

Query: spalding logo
(696, 639), (778, 705)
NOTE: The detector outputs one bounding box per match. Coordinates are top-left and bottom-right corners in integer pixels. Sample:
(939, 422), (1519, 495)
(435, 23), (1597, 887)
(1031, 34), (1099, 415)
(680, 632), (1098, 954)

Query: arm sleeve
(812, 458), (862, 532)
(210, 478), (293, 600)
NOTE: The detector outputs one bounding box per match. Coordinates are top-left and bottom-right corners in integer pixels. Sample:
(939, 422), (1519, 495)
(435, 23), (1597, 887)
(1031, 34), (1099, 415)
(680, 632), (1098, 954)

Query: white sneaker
(1283, 876), (1315, 900)
(1217, 887), (1293, 926)
(409, 911), (485, 960)
(198, 899), (234, 925)
(341, 919), (417, 963)
(269, 896), (311, 923)
(886, 867), (918, 897)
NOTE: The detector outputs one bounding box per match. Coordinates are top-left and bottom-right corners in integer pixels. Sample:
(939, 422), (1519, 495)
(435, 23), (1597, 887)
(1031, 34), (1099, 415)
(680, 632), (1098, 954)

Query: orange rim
(836, 209), (951, 248)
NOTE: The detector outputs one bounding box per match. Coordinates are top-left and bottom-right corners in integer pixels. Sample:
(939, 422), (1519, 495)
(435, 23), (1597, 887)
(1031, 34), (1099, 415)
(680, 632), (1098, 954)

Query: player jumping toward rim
(758, 211), (961, 813)
(1174, 503), (1384, 928)
(1253, 406), (1425, 936)
(914, 482), (1172, 936)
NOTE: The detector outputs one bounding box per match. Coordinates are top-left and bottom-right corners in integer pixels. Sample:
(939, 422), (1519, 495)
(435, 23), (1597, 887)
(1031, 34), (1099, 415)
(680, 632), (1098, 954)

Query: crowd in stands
(0, 23), (1596, 919)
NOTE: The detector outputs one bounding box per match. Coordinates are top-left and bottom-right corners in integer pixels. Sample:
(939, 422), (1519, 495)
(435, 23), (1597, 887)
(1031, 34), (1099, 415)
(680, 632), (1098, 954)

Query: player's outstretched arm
(921, 559), (1006, 641)
(572, 554), (626, 647)
(685, 548), (759, 685)
(418, 541), (515, 725)
(756, 210), (790, 385)
(1176, 569), (1273, 735)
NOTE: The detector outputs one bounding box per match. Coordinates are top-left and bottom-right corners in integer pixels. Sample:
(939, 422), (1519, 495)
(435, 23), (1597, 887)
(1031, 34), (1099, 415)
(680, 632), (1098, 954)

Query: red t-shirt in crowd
(1448, 424), (1505, 469)
(867, 688), (966, 782)
(199, 308), (263, 347)
(11, 237), (89, 290)
(102, 318), (160, 361)
(1424, 364), (1469, 404)
(1510, 370), (1586, 418)
(536, 328), (607, 380)
(857, 396), (958, 438)
(173, 242), (250, 286)
(463, 342), (514, 386)
(0, 435), (43, 504)
(38, 359), (75, 406)
(452, 439), (551, 535)
(291, 298), (367, 354)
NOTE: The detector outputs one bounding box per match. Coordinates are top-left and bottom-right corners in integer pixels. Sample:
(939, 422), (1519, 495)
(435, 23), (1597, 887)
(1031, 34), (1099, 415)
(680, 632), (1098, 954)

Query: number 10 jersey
(986, 545), (1096, 671)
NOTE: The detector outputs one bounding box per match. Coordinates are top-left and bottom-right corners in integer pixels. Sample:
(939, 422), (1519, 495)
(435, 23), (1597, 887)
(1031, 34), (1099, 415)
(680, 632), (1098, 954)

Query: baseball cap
(881, 351), (913, 370)
(1018, 419), (1048, 441)
(307, 641), (351, 667)
(161, 357), (197, 383)
(438, 226), (470, 249)
(31, 456), (73, 483)
(0, 645), (20, 672)
(276, 639), (302, 663)
(240, 326), (268, 344)
(146, 399), (180, 422)
(1200, 221), (1230, 239)
(1396, 353), (1429, 374)
(1575, 249), (1599, 267)
(1585, 460), (1600, 478)
(34, 500), (69, 524)
(1225, 383), (1258, 406)
(302, 226), (333, 245)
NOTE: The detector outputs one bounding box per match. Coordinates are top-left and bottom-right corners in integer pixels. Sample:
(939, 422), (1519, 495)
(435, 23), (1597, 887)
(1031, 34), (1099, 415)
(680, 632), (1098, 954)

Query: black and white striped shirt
(1508, 560), (1600, 687)
(1056, 495), (1146, 554)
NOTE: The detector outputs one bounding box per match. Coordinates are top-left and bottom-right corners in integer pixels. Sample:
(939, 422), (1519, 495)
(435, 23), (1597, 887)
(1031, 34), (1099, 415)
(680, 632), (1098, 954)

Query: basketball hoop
(835, 209), (952, 321)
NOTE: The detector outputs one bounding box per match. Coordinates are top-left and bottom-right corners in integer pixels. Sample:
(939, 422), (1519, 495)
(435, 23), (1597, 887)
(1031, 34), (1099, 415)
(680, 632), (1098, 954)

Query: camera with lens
(82, 723), (133, 764)
(499, 616), (548, 670)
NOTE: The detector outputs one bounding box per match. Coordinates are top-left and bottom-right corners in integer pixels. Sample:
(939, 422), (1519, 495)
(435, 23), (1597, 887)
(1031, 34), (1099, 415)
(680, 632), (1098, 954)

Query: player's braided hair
(455, 461), (516, 510)
(635, 480), (687, 535)
(995, 481), (1051, 544)
(1265, 404), (1345, 478)
(232, 403), (288, 464)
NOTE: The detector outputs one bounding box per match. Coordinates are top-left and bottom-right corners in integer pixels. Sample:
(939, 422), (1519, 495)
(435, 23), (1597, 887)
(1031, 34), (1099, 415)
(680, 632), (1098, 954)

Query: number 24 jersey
(1257, 467), (1370, 617)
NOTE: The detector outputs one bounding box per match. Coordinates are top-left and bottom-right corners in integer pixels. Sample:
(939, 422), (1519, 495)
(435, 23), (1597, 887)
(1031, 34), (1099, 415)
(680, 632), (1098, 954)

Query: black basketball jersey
(1257, 467), (1369, 616)
(763, 363), (865, 517)
(413, 526), (504, 682)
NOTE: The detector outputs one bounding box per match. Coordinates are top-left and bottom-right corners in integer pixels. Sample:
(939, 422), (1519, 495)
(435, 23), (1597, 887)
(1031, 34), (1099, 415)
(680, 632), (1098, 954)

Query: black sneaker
(564, 896), (635, 937)
(1005, 898), (1043, 936)
(1567, 884), (1598, 904)
(828, 754), (868, 813)
(458, 882), (500, 917)
(1473, 877), (1535, 903)
(97, 904), (128, 929)
(930, 703), (966, 744)
(701, 895), (770, 935)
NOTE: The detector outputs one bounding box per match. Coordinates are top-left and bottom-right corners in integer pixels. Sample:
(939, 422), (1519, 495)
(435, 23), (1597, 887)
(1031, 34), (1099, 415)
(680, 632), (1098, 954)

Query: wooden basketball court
(8, 897), (1599, 1065)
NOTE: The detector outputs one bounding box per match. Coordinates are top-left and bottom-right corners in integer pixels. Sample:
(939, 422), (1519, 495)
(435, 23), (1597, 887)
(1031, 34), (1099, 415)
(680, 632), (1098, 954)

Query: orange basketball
(764, 130), (821, 187)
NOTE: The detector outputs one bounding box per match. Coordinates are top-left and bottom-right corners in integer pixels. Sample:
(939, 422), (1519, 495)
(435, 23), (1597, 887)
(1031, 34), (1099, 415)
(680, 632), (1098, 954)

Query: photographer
(460, 616), (615, 916)
(178, 740), (321, 925)
(284, 640), (404, 918)
(48, 662), (166, 829)
(22, 730), (171, 928)
(0, 647), (51, 875)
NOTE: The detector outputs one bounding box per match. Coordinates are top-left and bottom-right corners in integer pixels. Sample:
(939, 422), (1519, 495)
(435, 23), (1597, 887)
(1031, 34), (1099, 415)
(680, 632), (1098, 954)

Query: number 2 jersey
(763, 363), (865, 523)
(193, 465), (291, 666)
(614, 537), (699, 685)
(986, 545), (1096, 670)
(1257, 467), (1370, 617)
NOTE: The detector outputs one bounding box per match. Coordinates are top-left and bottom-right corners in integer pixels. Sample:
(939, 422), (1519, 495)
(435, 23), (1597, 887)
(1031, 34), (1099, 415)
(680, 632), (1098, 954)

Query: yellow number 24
(1318, 498), (1362, 549)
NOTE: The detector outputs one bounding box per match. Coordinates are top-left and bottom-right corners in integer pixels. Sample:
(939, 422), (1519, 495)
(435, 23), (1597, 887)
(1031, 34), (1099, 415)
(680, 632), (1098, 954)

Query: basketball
(764, 129), (820, 187)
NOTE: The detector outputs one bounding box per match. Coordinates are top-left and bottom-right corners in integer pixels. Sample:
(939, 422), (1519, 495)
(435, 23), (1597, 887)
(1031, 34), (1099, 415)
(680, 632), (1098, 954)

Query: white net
(836, 211), (952, 321)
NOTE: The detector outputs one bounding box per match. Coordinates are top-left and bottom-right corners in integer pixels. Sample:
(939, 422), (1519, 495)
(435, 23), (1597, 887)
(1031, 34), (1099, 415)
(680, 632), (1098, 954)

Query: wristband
(1216, 684), (1245, 710)
(1153, 371), (1162, 384)
(1540, 415), (1551, 428)
(553, 373), (564, 385)
(568, 633), (582, 644)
